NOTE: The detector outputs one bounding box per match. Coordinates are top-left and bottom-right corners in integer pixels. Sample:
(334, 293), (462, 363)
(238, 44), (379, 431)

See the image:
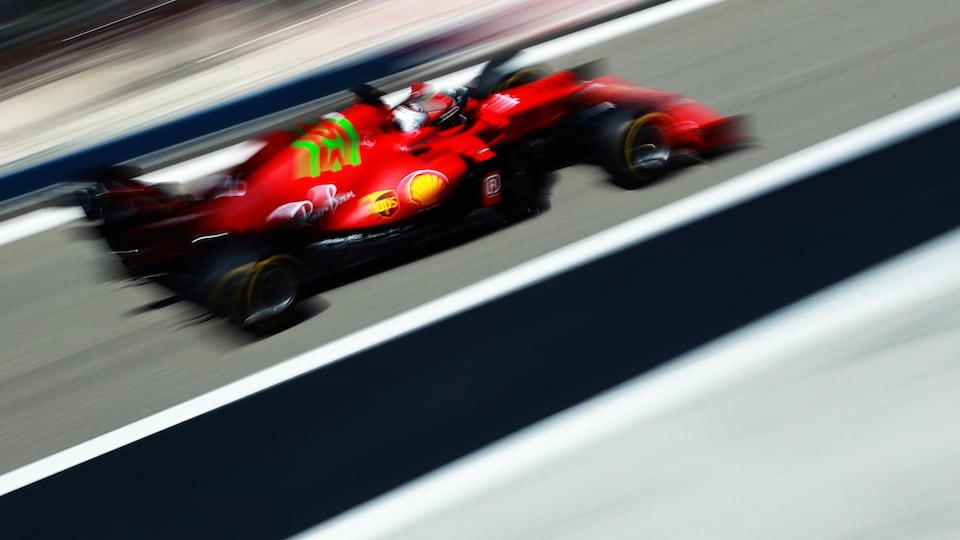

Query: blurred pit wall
(0, 2), (352, 98)
(0, 0), (650, 203)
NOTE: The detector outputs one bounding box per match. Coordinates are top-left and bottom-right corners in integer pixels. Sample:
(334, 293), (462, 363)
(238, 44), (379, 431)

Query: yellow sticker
(360, 190), (400, 218)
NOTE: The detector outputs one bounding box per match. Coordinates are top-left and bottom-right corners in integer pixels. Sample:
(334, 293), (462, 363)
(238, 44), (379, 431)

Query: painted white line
(385, 0), (731, 106)
(0, 207), (85, 247)
(526, 0), (724, 60)
(295, 199), (960, 540)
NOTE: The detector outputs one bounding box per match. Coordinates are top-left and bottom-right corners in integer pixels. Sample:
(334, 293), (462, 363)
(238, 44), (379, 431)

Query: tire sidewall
(598, 110), (673, 189)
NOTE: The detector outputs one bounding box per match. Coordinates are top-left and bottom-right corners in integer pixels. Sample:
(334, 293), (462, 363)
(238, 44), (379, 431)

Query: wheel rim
(242, 257), (300, 327)
(624, 116), (671, 173)
(495, 67), (548, 92)
(251, 264), (297, 315)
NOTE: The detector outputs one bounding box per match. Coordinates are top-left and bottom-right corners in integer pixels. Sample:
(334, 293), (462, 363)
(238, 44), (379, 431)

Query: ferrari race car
(79, 53), (749, 332)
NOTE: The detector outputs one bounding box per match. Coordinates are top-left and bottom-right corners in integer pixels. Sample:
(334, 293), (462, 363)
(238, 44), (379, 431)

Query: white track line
(0, 207), (84, 247)
(296, 184), (960, 540)
(1, 69), (958, 499)
(384, 0), (730, 106)
(0, 0), (955, 507)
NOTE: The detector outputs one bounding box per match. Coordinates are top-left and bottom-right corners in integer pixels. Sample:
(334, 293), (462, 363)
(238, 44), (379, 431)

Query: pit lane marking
(0, 207), (84, 247)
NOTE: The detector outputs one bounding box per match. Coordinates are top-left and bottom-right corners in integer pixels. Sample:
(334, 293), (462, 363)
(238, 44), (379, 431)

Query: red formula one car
(80, 54), (749, 331)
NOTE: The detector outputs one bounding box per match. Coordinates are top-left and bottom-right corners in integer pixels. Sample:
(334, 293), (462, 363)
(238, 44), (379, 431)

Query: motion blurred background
(1, 0), (345, 99)
(5, 1), (960, 539)
(0, 0), (628, 176)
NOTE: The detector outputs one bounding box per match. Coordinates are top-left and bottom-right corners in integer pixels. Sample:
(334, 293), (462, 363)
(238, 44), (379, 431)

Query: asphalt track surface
(6, 104), (960, 539)
(374, 226), (960, 540)
(1, 0), (959, 530)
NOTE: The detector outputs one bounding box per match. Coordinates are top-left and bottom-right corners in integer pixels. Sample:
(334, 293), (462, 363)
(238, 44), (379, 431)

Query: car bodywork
(80, 57), (750, 331)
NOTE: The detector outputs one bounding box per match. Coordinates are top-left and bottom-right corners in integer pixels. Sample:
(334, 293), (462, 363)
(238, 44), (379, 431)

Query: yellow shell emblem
(407, 172), (447, 208)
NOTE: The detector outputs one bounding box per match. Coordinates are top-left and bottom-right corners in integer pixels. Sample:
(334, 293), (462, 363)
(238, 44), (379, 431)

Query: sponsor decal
(267, 184), (355, 225)
(291, 113), (362, 178)
(307, 184), (355, 217)
(360, 189), (400, 218)
(402, 170), (449, 209)
(481, 172), (502, 207)
(266, 201), (313, 225)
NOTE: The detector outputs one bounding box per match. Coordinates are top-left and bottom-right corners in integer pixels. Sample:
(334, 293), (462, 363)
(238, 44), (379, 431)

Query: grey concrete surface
(0, 0), (959, 485)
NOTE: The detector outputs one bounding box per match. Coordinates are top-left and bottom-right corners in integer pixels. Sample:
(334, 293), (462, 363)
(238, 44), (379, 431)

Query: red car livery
(80, 54), (750, 331)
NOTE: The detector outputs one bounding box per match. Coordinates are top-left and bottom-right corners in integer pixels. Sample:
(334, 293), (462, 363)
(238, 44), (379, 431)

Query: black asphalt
(3, 115), (959, 539)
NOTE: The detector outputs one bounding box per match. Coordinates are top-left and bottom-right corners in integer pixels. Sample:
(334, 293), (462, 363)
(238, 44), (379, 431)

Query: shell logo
(404, 171), (448, 209)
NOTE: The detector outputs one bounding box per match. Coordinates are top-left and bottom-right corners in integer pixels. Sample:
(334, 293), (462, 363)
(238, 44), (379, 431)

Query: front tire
(599, 112), (674, 189)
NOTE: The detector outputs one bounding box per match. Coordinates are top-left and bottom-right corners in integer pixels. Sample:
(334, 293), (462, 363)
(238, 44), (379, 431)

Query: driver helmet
(391, 83), (466, 132)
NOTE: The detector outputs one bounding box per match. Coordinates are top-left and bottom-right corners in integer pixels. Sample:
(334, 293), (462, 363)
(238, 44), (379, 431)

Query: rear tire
(491, 65), (550, 93)
(470, 51), (550, 97)
(207, 254), (303, 333)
